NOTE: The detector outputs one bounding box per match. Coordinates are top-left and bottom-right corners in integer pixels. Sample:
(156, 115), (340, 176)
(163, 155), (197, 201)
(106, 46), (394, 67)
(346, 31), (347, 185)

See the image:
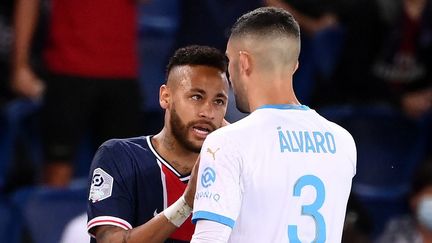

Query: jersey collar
(257, 104), (310, 110)
(146, 136), (190, 181)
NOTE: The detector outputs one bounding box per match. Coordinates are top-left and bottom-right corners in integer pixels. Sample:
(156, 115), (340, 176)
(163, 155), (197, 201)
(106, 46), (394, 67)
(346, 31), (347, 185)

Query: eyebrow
(189, 88), (228, 99)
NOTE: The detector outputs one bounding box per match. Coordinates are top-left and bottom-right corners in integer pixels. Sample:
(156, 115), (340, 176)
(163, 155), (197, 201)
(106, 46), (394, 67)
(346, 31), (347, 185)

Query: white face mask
(417, 195), (432, 230)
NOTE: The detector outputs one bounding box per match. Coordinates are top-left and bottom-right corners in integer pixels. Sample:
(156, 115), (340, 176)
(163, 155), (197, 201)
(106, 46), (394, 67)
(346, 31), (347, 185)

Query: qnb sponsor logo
(195, 191), (221, 202)
(201, 167), (216, 188)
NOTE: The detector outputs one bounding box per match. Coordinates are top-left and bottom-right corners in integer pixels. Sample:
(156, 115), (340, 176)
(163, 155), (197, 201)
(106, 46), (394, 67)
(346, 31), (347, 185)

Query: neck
(248, 75), (300, 111)
(152, 129), (198, 175)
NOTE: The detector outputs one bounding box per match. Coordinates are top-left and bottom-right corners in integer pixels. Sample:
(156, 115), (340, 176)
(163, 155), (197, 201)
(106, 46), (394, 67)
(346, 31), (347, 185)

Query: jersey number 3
(288, 175), (326, 243)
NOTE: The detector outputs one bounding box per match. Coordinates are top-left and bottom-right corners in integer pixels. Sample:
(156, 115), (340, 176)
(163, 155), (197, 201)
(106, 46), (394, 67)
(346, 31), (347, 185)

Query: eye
(191, 94), (202, 101)
(214, 99), (226, 106)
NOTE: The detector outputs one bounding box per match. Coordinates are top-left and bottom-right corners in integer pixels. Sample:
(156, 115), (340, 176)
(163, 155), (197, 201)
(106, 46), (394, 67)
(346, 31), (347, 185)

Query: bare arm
(13, 0), (40, 69)
(11, 0), (45, 99)
(93, 213), (178, 243)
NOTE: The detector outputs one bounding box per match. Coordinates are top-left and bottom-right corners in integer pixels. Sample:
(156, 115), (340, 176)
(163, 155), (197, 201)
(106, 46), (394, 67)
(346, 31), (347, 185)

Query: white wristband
(163, 195), (192, 227)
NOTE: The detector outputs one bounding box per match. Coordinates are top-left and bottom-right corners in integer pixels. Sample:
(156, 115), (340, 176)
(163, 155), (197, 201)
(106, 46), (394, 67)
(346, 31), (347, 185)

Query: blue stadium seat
(0, 109), (11, 191)
(0, 99), (42, 192)
(138, 0), (179, 37)
(11, 181), (88, 243)
(319, 105), (429, 237)
(73, 133), (95, 179)
(0, 196), (20, 243)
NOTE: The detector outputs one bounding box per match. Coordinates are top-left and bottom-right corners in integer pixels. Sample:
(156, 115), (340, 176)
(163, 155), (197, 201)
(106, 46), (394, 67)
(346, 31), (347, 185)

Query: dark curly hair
(165, 45), (227, 82)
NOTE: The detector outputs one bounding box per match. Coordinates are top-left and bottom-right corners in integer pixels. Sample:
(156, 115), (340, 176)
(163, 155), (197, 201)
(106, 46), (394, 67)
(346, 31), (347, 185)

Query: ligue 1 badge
(89, 168), (113, 203)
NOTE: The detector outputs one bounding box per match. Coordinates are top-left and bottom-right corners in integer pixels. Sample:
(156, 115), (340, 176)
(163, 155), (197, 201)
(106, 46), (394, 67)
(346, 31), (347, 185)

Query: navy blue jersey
(87, 136), (194, 242)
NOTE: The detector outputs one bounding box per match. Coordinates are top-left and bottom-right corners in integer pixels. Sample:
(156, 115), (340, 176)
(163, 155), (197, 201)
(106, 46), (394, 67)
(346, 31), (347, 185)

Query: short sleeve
(87, 140), (136, 234)
(192, 132), (242, 229)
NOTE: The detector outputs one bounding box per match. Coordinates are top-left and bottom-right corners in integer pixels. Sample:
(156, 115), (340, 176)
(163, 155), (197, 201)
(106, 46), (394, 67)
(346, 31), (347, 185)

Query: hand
(11, 65), (45, 100)
(184, 156), (200, 208)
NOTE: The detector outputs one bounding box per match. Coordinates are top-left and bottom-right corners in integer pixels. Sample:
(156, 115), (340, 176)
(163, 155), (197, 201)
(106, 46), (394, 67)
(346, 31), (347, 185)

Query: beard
(170, 106), (216, 153)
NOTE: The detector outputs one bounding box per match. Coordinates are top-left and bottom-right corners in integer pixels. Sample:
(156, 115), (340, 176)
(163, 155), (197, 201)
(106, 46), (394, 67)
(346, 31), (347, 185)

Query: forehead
(169, 65), (229, 93)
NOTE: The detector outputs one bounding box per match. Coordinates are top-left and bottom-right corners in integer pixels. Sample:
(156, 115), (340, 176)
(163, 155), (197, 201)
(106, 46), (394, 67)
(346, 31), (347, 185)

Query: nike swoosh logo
(153, 209), (159, 217)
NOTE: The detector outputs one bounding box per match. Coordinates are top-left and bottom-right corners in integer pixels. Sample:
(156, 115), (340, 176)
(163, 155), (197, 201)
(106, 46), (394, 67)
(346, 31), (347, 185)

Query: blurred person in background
(265, 0), (340, 35)
(265, 0), (352, 104)
(11, 0), (144, 187)
(1, 0), (49, 192)
(376, 157), (432, 243)
(173, 0), (263, 53)
(315, 0), (432, 118)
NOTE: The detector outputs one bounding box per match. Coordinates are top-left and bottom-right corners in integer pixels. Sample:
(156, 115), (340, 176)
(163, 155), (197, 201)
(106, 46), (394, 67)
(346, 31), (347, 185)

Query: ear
(239, 51), (252, 76)
(159, 84), (170, 110)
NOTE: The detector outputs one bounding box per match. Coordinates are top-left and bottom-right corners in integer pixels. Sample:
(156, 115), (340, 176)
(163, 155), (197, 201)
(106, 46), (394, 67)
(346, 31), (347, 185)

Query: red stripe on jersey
(161, 166), (195, 241)
(88, 219), (132, 230)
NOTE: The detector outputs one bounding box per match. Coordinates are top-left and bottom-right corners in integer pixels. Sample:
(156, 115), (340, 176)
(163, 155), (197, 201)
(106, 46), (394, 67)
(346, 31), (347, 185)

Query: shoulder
(91, 136), (157, 175)
(215, 112), (262, 135)
(95, 136), (153, 161)
(202, 114), (263, 158)
(99, 136), (149, 153)
(205, 118), (250, 145)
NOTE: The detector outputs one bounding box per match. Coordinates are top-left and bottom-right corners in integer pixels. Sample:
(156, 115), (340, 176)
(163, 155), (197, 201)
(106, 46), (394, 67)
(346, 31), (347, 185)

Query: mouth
(191, 123), (214, 139)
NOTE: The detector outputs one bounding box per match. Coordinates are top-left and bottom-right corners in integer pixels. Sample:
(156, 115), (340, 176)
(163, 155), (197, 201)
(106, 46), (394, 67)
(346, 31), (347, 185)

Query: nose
(198, 101), (215, 120)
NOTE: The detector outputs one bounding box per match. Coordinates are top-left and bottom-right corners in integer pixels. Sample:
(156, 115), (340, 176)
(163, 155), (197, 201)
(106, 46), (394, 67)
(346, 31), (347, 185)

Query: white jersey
(192, 104), (356, 243)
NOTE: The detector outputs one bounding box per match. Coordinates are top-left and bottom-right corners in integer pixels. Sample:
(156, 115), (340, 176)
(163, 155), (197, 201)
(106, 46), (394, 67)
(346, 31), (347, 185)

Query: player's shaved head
(165, 45), (227, 88)
(229, 7), (300, 71)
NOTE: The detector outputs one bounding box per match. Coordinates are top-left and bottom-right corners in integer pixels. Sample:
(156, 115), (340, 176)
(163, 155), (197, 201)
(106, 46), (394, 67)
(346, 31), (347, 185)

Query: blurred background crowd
(0, 0), (431, 242)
